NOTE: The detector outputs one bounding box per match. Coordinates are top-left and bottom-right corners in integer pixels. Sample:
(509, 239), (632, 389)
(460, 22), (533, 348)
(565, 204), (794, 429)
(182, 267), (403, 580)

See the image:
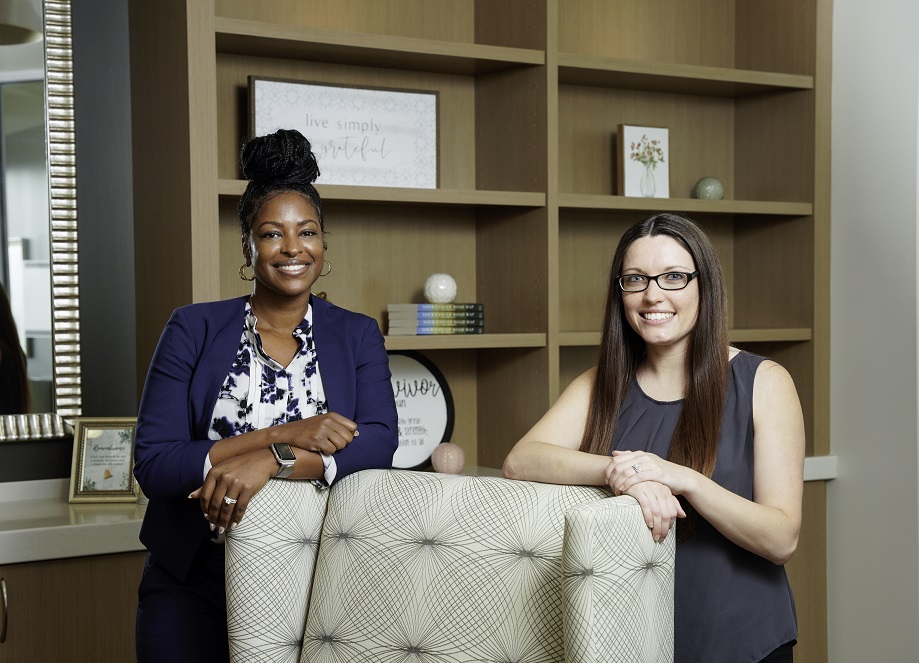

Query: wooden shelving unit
(384, 333), (546, 352)
(561, 328), (813, 347)
(214, 18), (545, 74)
(557, 53), (814, 96)
(558, 193), (813, 216)
(129, 1), (831, 659)
(218, 180), (546, 208)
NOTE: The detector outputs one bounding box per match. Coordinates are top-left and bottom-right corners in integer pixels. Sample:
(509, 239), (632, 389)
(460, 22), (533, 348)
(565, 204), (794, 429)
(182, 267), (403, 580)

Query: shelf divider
(558, 53), (813, 97)
(558, 193), (812, 217)
(215, 17), (544, 75)
(559, 328), (813, 347)
(219, 179), (545, 208)
(384, 333), (546, 351)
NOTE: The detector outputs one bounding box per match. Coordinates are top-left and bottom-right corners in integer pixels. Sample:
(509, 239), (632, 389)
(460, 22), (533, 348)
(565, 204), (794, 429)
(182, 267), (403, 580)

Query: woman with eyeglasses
(503, 213), (803, 663)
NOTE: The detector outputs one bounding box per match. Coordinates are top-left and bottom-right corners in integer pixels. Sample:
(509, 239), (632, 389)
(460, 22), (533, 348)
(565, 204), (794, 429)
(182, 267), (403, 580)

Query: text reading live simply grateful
(305, 114), (391, 162)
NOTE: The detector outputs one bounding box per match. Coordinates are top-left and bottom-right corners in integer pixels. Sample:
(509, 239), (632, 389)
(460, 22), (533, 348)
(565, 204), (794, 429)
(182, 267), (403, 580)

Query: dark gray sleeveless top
(610, 350), (797, 663)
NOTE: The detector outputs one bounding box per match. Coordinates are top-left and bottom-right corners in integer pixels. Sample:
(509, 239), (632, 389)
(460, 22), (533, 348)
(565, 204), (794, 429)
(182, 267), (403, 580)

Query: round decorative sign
(388, 351), (454, 469)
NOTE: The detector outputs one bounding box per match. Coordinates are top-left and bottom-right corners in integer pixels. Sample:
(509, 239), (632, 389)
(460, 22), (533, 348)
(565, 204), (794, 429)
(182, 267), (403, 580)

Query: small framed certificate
(388, 351), (454, 470)
(68, 417), (138, 503)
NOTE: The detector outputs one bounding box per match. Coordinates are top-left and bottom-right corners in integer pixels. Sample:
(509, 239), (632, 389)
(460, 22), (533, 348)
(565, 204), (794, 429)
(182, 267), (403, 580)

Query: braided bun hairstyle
(238, 129), (324, 244)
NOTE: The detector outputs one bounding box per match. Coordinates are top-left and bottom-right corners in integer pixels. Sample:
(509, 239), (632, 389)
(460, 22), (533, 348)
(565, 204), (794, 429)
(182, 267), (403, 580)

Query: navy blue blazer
(134, 295), (398, 581)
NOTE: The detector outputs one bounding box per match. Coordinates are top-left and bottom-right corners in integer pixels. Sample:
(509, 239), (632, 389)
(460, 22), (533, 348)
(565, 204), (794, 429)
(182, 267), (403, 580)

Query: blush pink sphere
(431, 443), (465, 474)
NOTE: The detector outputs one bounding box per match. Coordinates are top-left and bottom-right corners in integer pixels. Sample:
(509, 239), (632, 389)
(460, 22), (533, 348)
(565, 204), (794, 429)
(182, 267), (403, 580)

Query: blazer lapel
(310, 296), (353, 414)
(191, 296), (249, 438)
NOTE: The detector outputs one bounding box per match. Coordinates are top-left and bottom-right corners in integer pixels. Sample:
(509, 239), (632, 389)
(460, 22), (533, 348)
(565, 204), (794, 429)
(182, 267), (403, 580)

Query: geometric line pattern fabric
(562, 497), (675, 662)
(225, 469), (675, 663)
(225, 478), (330, 663)
(303, 470), (612, 663)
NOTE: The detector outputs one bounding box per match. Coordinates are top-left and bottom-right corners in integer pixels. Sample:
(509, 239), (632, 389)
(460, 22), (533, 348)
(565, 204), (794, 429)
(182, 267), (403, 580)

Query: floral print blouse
(205, 301), (335, 484)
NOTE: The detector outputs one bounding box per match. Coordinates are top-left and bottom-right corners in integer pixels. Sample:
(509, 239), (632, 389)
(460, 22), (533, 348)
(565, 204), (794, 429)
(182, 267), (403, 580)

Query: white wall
(829, 0), (919, 659)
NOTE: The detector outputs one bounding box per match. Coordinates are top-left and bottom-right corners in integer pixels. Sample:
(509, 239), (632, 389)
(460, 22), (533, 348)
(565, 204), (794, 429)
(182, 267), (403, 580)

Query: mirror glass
(0, 0), (80, 438)
(1, 78), (52, 413)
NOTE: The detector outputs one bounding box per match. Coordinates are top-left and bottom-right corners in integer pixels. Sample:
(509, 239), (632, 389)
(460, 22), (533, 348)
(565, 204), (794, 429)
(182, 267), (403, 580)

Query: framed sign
(617, 124), (670, 198)
(68, 417), (138, 503)
(388, 351), (454, 469)
(250, 77), (438, 189)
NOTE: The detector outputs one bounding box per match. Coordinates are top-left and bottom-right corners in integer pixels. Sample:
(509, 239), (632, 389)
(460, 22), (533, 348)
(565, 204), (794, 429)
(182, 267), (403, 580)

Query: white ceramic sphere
(693, 176), (725, 200)
(424, 273), (457, 304)
(431, 442), (465, 474)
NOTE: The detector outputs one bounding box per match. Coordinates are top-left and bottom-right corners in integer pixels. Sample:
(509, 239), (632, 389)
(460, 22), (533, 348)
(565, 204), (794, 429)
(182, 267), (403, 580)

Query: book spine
(387, 326), (485, 335)
(388, 310), (485, 321)
(387, 303), (484, 312)
(388, 318), (484, 329)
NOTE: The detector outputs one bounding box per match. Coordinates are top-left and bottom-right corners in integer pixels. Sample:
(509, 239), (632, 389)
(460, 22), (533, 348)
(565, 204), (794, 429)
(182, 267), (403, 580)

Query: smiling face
(244, 191), (324, 303)
(620, 234), (700, 353)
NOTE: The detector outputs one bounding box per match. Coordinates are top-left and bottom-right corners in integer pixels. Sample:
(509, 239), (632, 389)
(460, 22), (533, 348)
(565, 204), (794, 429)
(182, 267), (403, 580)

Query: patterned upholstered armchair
(225, 469), (674, 662)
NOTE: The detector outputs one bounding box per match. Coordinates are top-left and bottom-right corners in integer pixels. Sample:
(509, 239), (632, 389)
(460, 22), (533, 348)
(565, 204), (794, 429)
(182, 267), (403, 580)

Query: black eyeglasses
(618, 271), (700, 292)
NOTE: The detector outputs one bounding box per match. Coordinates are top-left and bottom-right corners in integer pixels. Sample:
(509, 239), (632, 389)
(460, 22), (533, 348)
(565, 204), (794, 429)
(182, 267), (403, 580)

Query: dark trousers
(760, 641), (795, 663)
(135, 540), (229, 663)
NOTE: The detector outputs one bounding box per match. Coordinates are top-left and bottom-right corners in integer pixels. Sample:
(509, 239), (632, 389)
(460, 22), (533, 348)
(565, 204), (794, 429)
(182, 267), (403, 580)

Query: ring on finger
(632, 463), (641, 474)
(223, 495), (238, 506)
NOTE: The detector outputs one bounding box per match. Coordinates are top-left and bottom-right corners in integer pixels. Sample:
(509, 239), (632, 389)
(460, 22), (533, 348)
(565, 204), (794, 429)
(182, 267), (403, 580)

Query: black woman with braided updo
(133, 129), (398, 662)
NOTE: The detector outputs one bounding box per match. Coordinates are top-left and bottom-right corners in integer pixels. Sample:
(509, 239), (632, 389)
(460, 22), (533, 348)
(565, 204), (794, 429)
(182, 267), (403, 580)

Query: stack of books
(387, 303), (485, 335)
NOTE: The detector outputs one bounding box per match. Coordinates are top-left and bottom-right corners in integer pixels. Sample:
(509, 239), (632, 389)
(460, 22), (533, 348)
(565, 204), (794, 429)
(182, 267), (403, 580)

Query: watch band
(271, 443), (296, 479)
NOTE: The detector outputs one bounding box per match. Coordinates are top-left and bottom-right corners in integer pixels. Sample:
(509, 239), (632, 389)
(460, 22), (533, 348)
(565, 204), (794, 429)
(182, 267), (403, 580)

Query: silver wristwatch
(270, 442), (296, 479)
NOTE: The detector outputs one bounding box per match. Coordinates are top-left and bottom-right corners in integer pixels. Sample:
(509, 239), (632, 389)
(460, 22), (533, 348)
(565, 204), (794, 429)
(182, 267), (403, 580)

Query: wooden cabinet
(129, 1), (830, 660)
(0, 552), (145, 662)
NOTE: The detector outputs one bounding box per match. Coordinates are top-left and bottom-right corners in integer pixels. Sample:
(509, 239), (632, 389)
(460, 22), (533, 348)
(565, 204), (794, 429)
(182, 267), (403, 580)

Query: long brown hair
(579, 214), (729, 483)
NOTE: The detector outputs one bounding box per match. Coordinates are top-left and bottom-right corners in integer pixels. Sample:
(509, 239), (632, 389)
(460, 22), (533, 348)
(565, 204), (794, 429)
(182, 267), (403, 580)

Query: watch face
(273, 443), (296, 461)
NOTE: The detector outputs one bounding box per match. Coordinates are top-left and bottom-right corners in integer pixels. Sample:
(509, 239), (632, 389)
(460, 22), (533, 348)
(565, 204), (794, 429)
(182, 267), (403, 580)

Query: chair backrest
(303, 469), (611, 662)
(225, 477), (329, 662)
(226, 469), (674, 662)
(562, 497), (675, 661)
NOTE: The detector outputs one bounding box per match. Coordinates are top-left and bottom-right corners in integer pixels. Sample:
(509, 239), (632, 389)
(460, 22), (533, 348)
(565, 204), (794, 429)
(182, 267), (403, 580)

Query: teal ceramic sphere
(693, 177), (725, 200)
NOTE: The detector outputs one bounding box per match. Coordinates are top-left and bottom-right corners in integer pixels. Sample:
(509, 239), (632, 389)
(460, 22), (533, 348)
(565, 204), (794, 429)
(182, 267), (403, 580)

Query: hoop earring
(239, 264), (255, 282)
(320, 260), (332, 277)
